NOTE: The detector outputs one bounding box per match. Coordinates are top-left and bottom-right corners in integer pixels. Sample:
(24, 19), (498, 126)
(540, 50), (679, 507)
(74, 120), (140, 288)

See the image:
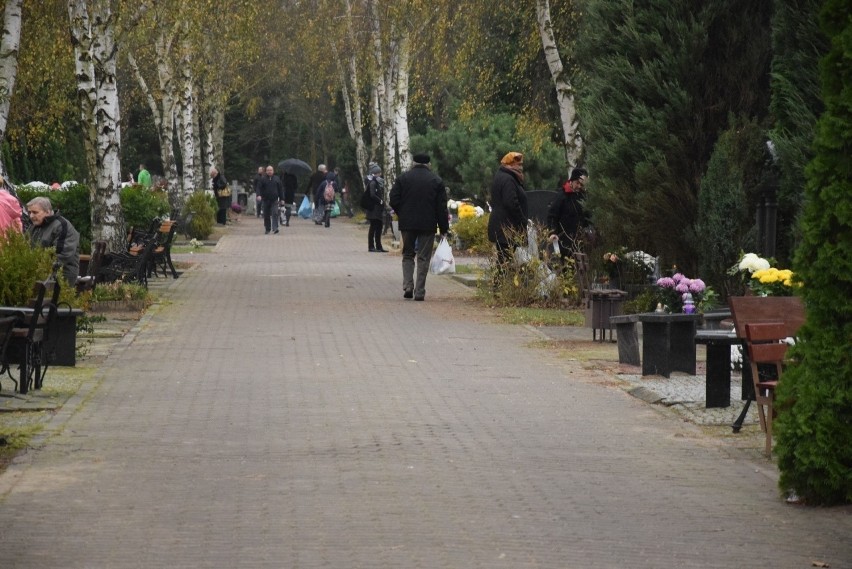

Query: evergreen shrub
(451, 214), (491, 255)
(0, 229), (55, 306)
(774, 0), (852, 506)
(181, 191), (216, 240)
(120, 185), (170, 231)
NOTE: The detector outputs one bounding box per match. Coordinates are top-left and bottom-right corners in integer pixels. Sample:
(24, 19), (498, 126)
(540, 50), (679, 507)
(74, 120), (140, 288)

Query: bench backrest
(728, 296), (805, 339)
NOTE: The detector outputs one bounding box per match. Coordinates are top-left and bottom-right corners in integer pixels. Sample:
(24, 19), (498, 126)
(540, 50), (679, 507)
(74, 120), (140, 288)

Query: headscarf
(500, 152), (524, 184)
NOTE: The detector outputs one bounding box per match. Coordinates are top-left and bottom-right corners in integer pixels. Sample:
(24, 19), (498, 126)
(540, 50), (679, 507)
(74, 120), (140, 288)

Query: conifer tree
(769, 0), (828, 263)
(774, 0), (852, 506)
(576, 1), (771, 270)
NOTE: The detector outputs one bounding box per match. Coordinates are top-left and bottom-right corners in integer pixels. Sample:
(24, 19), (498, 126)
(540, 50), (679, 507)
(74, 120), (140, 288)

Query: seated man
(26, 197), (80, 285)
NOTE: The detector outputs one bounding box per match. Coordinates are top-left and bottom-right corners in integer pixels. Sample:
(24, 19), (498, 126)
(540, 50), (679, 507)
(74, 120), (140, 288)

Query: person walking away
(0, 176), (23, 234)
(308, 164), (328, 224)
(252, 166), (264, 218)
(389, 153), (449, 301)
(363, 163), (387, 252)
(26, 196), (80, 285)
(487, 151), (529, 269)
(210, 167), (230, 225)
(281, 172), (297, 227)
(137, 163), (152, 188)
(546, 168), (589, 263)
(317, 171), (338, 228)
(338, 168), (354, 217)
(258, 165), (283, 234)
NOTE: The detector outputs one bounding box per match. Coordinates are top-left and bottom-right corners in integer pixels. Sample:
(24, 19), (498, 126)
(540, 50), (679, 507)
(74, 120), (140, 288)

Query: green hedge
(774, 0), (852, 506)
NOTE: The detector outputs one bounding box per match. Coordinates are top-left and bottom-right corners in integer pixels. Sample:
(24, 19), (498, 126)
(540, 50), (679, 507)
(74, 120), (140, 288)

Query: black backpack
(360, 179), (376, 209)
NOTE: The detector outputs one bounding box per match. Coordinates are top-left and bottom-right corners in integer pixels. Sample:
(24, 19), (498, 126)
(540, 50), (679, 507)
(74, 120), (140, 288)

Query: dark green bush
(120, 185), (170, 231)
(0, 229), (55, 305)
(774, 0), (852, 506)
(181, 191), (216, 240)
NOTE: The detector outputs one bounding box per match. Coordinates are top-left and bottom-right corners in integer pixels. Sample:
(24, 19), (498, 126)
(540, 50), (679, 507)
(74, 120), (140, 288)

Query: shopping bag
(515, 223), (539, 266)
(298, 195), (312, 218)
(331, 199), (340, 218)
(430, 237), (456, 275)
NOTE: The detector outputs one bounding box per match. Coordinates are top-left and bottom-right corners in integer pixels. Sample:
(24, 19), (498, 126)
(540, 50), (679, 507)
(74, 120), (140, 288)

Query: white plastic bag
(430, 237), (456, 275)
(514, 223), (539, 266)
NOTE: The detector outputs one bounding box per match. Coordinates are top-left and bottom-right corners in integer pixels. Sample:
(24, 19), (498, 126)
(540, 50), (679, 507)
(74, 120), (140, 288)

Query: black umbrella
(277, 158), (312, 176)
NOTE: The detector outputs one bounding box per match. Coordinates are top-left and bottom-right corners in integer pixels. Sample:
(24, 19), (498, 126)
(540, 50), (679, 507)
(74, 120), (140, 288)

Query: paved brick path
(0, 216), (849, 568)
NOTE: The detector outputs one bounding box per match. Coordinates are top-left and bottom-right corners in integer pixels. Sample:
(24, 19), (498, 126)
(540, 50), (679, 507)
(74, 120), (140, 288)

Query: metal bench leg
(732, 397), (753, 433)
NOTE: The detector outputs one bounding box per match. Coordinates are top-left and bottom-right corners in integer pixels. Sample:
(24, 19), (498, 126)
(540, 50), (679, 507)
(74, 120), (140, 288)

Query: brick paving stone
(0, 215), (849, 569)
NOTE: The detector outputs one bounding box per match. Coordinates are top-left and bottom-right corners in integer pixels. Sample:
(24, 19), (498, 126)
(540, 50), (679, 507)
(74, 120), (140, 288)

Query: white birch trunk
(536, 0), (582, 167)
(393, 31), (412, 173)
(339, 0), (369, 182)
(369, 0), (397, 184)
(128, 33), (180, 208)
(68, 2), (98, 185)
(0, 0), (23, 179)
(177, 51), (198, 194)
(68, 0), (123, 247)
(90, 0), (123, 245)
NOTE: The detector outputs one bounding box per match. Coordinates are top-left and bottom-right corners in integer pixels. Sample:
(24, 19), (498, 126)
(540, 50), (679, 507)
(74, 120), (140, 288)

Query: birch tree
(68, 0), (124, 247)
(0, 0), (23, 179)
(125, 8), (181, 204)
(535, 0), (582, 167)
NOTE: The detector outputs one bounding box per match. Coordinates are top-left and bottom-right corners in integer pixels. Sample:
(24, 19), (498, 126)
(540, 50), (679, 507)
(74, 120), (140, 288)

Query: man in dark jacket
(487, 151), (529, 267)
(26, 196), (80, 284)
(257, 165), (284, 234)
(252, 166), (264, 217)
(389, 153), (449, 301)
(546, 167), (589, 260)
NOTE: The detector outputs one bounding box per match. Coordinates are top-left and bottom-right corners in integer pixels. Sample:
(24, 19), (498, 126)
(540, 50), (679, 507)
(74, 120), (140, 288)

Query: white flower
(738, 253), (770, 273)
(474, 206), (485, 217)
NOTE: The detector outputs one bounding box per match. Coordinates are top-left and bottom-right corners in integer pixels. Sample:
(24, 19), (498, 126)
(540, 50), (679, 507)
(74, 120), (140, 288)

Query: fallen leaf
(812, 561), (830, 568)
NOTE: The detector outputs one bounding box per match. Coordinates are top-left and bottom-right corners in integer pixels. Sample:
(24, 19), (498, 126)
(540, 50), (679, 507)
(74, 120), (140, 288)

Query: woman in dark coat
(363, 163), (387, 252)
(210, 167), (229, 225)
(487, 151), (529, 266)
(547, 167), (589, 261)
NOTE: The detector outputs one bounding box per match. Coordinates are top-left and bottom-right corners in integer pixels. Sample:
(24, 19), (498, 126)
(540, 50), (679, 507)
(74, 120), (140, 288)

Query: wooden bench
(728, 296), (805, 455)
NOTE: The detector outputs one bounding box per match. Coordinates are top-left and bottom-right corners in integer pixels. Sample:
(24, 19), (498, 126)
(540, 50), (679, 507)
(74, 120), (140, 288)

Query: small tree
(774, 0), (852, 506)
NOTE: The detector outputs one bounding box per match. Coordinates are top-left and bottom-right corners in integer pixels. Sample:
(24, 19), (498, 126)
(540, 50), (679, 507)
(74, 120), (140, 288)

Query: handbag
(218, 185), (231, 198)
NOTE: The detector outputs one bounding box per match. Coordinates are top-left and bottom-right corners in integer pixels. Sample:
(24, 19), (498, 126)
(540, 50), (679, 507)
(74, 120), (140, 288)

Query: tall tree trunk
(369, 0), (397, 184)
(536, 0), (582, 167)
(338, 0), (369, 183)
(177, 48), (198, 194)
(0, 0), (23, 179)
(127, 30), (181, 210)
(69, 0), (123, 249)
(68, 2), (98, 186)
(393, 30), (412, 173)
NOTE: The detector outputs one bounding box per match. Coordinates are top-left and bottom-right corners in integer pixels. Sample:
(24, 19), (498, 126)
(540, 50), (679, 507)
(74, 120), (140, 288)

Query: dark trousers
(368, 220), (383, 249)
(262, 198), (279, 232)
(216, 208), (227, 225)
(401, 231), (435, 298)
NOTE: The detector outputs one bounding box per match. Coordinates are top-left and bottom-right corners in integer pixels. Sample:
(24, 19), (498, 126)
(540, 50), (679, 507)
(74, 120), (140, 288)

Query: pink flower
(675, 282), (689, 294)
(672, 273), (685, 283)
(656, 277), (675, 288)
(689, 279), (705, 293)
